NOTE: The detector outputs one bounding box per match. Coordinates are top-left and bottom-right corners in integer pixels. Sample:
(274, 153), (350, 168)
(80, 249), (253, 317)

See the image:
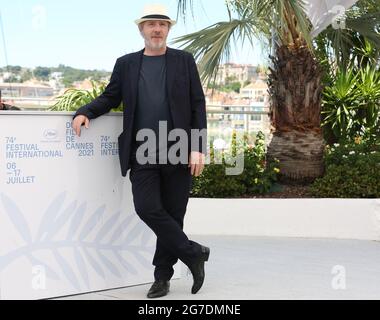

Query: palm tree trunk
(267, 130), (325, 183)
(267, 42), (325, 183)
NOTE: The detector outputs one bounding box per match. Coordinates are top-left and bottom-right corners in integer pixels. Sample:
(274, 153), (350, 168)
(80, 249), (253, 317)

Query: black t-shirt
(130, 54), (175, 164)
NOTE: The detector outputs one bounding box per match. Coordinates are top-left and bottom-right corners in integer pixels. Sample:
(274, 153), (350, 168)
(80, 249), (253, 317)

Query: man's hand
(72, 115), (90, 136)
(188, 151), (205, 177)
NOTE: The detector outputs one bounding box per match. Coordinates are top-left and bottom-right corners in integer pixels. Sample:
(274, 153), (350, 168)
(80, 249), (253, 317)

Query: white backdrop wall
(0, 111), (178, 300)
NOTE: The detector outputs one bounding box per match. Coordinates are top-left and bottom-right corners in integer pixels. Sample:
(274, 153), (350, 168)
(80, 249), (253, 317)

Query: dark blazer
(73, 47), (207, 177)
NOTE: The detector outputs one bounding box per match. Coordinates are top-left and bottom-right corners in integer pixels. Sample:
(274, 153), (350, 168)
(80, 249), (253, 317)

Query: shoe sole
(147, 290), (169, 298)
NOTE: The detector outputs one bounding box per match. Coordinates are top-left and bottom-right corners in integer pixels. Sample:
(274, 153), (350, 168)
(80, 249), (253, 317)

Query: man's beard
(145, 37), (166, 50)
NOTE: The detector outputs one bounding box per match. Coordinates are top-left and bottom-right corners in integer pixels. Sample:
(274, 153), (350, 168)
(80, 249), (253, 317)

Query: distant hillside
(0, 65), (111, 87)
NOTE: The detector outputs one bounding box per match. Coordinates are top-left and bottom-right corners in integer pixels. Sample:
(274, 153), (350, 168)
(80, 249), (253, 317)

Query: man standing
(72, 4), (209, 298)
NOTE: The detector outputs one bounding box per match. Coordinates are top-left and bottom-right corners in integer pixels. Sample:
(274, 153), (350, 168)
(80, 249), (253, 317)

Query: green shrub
(190, 131), (280, 198)
(323, 139), (380, 167)
(49, 80), (123, 112)
(310, 139), (380, 198)
(321, 65), (380, 143)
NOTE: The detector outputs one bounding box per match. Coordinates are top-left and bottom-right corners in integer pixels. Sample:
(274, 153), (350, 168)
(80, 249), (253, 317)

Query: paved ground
(53, 235), (380, 300)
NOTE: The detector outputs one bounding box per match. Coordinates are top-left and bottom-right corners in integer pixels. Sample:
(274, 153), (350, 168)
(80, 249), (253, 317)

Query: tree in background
(313, 0), (380, 144)
(33, 66), (51, 81)
(173, 0), (379, 183)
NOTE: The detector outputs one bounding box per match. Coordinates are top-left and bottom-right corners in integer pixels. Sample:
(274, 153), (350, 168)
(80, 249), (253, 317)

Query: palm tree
(173, 0), (380, 183)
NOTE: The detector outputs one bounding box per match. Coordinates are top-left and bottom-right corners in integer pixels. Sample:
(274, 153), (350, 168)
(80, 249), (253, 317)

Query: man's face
(139, 20), (170, 50)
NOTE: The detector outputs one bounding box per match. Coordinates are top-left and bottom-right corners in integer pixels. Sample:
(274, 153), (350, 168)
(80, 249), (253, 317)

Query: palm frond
(175, 0), (195, 23)
(346, 11), (380, 48)
(174, 0), (315, 86)
(49, 80), (115, 112)
(172, 15), (259, 86)
(315, 5), (380, 70)
(283, 0), (313, 48)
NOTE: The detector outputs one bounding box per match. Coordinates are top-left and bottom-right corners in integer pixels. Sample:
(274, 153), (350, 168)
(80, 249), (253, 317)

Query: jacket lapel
(128, 48), (144, 118)
(166, 47), (177, 102)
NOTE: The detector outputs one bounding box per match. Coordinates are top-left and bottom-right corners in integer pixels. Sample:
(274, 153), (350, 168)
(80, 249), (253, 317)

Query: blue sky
(0, 0), (267, 71)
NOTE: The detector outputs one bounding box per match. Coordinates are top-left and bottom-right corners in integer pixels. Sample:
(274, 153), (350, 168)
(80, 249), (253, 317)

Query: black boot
(147, 280), (170, 298)
(188, 245), (210, 294)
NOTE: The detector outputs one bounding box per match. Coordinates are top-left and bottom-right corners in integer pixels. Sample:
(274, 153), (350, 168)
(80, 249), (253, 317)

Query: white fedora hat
(135, 4), (176, 26)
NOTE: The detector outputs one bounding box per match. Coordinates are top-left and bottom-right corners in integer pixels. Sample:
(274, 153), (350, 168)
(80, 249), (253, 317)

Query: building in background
(240, 79), (268, 102)
(205, 76), (271, 146)
(0, 82), (55, 110)
(215, 63), (259, 85)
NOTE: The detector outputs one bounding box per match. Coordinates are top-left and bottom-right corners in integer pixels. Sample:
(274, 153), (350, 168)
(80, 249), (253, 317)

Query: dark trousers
(128, 160), (202, 281)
